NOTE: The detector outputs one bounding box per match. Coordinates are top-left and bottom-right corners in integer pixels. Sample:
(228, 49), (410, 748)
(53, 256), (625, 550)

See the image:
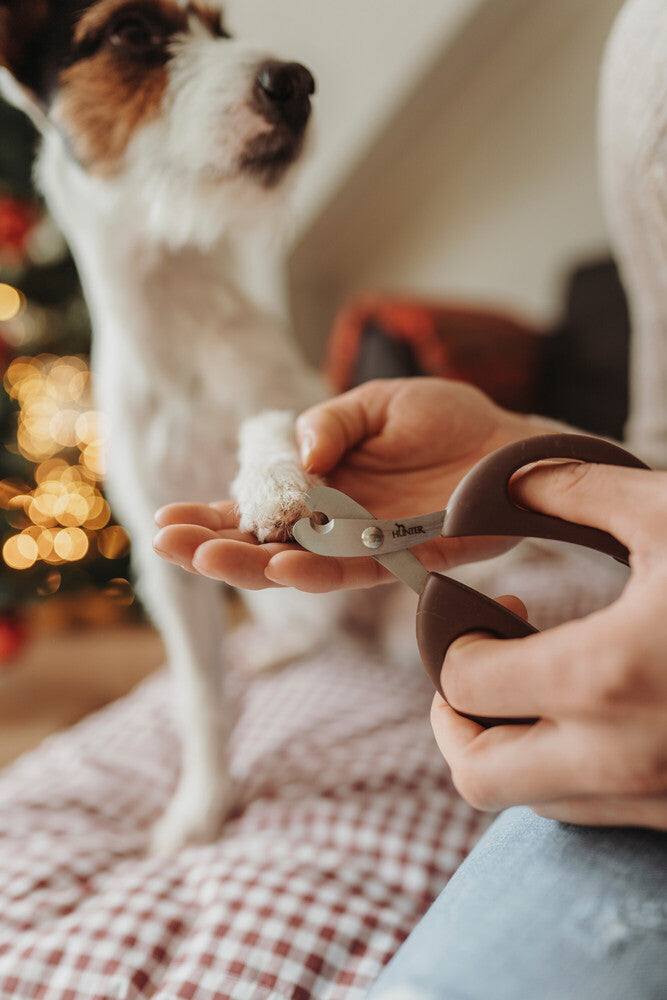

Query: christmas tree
(0, 98), (136, 658)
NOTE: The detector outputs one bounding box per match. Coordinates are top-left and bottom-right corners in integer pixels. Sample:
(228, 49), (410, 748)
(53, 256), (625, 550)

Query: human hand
(153, 378), (547, 590)
(432, 461), (667, 831)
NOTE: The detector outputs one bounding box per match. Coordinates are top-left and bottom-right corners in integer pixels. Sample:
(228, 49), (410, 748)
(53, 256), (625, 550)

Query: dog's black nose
(255, 61), (315, 131)
(257, 61), (315, 103)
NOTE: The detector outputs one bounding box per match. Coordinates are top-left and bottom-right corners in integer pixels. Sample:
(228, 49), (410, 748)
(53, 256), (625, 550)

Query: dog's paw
(149, 773), (235, 854)
(234, 464), (323, 543)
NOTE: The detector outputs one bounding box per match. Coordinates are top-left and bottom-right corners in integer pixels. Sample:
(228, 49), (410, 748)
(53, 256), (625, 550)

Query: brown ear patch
(57, 49), (168, 175)
(187, 3), (228, 38)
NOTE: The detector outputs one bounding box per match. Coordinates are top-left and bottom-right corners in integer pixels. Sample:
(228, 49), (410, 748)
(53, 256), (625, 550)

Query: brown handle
(416, 573), (538, 728)
(444, 433), (650, 565)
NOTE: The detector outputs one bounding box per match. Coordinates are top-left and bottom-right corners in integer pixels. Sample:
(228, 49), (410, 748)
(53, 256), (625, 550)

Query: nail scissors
(293, 433), (649, 726)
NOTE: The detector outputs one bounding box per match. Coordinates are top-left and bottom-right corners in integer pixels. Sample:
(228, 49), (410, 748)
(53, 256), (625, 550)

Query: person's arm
(432, 460), (667, 831)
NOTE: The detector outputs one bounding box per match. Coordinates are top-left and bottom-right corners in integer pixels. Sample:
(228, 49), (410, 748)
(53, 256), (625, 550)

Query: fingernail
(152, 531), (167, 554)
(191, 552), (208, 575)
(299, 432), (315, 470)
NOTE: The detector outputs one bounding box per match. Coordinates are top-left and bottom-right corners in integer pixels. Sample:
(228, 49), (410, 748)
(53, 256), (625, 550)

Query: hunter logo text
(392, 522), (426, 539)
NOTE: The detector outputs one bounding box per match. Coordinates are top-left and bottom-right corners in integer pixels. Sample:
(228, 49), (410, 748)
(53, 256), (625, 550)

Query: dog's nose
(255, 60), (315, 130)
(257, 61), (315, 103)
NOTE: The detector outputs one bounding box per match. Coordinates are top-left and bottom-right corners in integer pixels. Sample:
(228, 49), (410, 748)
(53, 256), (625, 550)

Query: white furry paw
(150, 772), (234, 854)
(233, 463), (323, 543)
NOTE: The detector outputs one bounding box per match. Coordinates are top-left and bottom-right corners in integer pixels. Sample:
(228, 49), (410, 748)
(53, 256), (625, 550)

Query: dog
(0, 0), (346, 852)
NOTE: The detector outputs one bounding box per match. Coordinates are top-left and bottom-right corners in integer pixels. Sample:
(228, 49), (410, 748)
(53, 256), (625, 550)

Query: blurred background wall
(226, 0), (625, 358)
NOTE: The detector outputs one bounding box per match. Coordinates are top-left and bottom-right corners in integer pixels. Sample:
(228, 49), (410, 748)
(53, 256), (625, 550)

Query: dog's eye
(108, 16), (160, 53)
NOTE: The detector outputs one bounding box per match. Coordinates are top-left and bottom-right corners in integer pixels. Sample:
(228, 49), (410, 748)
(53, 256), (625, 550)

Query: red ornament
(0, 333), (10, 373)
(0, 614), (26, 664)
(0, 195), (39, 265)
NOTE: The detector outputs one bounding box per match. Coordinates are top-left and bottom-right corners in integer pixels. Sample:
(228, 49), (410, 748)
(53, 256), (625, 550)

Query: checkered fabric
(0, 543), (628, 1000)
(0, 635), (488, 1000)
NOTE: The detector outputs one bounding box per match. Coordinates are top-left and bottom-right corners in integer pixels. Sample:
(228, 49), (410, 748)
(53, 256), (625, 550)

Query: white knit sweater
(599, 0), (667, 469)
(460, 1), (666, 623)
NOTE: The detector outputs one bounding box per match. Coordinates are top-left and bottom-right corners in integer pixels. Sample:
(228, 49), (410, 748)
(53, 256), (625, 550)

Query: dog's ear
(0, 1), (54, 130)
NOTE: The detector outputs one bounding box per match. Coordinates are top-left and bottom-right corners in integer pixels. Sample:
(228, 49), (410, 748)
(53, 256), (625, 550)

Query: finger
(192, 538), (288, 589)
(531, 793), (667, 829)
(430, 694), (485, 757)
(430, 696), (550, 812)
(510, 461), (661, 551)
(154, 523), (261, 566)
(153, 524), (220, 569)
(441, 595), (527, 692)
(265, 547), (392, 592)
(441, 612), (603, 720)
(496, 594), (528, 620)
(207, 499), (242, 527)
(154, 502), (227, 530)
(431, 713), (592, 811)
(296, 380), (394, 473)
(266, 536), (498, 593)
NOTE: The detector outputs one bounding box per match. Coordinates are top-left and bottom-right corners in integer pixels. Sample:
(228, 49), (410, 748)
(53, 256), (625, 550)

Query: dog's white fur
(2, 7), (343, 851)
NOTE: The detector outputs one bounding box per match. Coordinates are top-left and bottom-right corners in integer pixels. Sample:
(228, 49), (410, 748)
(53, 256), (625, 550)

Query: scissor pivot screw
(362, 526), (384, 549)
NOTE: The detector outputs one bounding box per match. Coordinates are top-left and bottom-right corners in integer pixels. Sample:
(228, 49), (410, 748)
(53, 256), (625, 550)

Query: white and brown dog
(0, 0), (342, 851)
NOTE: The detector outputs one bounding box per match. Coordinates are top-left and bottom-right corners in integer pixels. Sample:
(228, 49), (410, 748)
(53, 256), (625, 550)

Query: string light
(0, 283), (24, 322)
(2, 533), (38, 570)
(1, 352), (124, 573)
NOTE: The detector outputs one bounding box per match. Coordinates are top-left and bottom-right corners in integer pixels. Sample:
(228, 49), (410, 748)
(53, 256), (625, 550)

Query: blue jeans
(367, 807), (666, 1000)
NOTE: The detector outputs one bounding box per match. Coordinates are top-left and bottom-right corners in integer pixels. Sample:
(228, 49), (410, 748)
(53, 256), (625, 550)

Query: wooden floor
(0, 625), (164, 768)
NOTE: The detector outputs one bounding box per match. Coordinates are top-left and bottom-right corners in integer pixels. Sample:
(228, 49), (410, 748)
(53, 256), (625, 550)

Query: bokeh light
(3, 533), (38, 570)
(97, 525), (131, 560)
(53, 527), (89, 562)
(36, 570), (61, 596)
(1, 353), (121, 574)
(104, 578), (134, 606)
(0, 283), (24, 322)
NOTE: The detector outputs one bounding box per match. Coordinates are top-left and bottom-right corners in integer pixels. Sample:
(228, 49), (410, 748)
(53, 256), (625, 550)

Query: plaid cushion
(0, 633), (489, 1000)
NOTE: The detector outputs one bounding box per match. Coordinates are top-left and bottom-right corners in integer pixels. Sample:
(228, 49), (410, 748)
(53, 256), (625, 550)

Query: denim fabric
(367, 807), (667, 1000)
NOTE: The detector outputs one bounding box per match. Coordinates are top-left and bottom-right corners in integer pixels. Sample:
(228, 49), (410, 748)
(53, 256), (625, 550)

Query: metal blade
(293, 487), (428, 595)
(299, 510), (446, 557)
(373, 550), (428, 595)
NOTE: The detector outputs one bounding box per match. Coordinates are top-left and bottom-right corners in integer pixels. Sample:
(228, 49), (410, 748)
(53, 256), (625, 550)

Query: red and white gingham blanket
(0, 632), (487, 1000)
(0, 544), (627, 999)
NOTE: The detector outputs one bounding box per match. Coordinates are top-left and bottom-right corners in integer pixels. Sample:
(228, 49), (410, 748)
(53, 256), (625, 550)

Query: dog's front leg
(231, 409), (347, 670)
(231, 409), (323, 542)
(135, 544), (232, 853)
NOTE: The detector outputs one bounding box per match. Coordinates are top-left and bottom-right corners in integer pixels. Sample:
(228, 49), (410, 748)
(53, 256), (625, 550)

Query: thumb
(445, 593), (528, 655)
(510, 461), (653, 549)
(296, 382), (392, 473)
